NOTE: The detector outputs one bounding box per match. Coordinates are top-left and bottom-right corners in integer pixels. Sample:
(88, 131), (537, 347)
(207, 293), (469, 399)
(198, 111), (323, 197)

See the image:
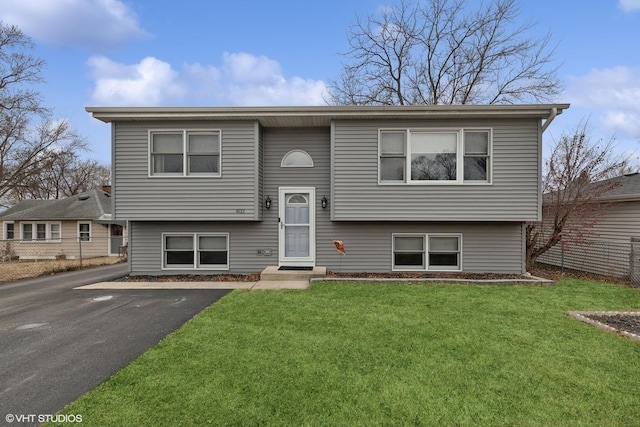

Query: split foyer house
(86, 104), (569, 275)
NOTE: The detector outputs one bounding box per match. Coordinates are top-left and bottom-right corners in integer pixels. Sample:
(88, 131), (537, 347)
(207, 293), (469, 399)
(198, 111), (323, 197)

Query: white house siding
(537, 200), (640, 278)
(332, 118), (541, 221)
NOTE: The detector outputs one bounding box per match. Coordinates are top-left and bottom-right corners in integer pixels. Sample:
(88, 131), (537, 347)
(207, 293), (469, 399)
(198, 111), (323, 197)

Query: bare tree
(12, 154), (110, 201)
(525, 121), (629, 270)
(328, 0), (561, 105)
(0, 22), (86, 207)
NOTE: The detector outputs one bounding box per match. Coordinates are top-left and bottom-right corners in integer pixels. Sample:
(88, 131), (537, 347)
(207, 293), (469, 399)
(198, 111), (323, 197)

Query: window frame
(378, 128), (492, 185)
(379, 130), (407, 182)
(427, 234), (462, 271)
(392, 233), (462, 272)
(392, 233), (426, 271)
(3, 221), (14, 240)
(149, 129), (222, 177)
(281, 150), (314, 168)
(162, 232), (229, 270)
(78, 221), (92, 242)
(20, 222), (62, 242)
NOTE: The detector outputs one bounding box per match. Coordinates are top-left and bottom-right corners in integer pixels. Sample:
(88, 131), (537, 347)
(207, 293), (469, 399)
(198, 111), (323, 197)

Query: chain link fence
(0, 236), (127, 283)
(536, 238), (640, 286)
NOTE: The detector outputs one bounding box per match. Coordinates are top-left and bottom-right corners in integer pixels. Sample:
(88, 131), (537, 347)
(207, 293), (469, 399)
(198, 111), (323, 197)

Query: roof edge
(86, 104), (570, 124)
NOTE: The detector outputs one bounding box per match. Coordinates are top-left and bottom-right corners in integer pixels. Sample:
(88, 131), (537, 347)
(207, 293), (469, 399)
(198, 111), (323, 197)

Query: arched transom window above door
(281, 150), (314, 167)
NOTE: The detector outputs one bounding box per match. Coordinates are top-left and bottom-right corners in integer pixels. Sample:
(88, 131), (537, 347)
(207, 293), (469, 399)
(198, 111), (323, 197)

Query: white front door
(279, 187), (315, 267)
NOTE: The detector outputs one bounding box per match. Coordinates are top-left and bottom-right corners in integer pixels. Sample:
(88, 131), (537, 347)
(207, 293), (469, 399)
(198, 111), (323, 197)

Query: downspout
(541, 107), (558, 133)
(527, 107), (558, 275)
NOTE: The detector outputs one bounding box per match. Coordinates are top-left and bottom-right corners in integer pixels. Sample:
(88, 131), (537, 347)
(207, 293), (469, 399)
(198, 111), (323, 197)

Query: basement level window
(162, 233), (229, 270)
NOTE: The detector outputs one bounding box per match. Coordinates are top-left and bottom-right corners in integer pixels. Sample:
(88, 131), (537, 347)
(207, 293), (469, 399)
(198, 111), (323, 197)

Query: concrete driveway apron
(0, 264), (229, 426)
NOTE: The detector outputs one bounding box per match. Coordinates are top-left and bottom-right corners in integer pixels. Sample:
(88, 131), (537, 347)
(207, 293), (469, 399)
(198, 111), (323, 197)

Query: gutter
(541, 107), (558, 133)
(86, 104), (571, 124)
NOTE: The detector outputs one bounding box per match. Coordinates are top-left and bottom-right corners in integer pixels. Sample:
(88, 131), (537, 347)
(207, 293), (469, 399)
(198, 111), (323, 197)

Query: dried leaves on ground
(0, 257), (125, 284)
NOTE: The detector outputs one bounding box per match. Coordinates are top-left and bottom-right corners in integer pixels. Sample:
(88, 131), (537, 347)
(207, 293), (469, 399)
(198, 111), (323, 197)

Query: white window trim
(149, 129), (222, 178)
(392, 233), (463, 272)
(427, 234), (463, 272)
(78, 221), (92, 242)
(3, 221), (14, 240)
(161, 232), (229, 270)
(392, 233), (427, 271)
(20, 222), (62, 242)
(378, 128), (492, 185)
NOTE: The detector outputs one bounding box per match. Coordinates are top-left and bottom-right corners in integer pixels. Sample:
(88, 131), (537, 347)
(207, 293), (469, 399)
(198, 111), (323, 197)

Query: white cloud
(619, 0), (640, 12)
(2, 0), (150, 50)
(215, 53), (326, 106)
(566, 66), (640, 138)
(88, 52), (327, 107)
(88, 56), (185, 106)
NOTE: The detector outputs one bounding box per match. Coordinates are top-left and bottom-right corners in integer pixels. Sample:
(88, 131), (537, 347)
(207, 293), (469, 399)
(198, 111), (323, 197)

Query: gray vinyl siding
(115, 120), (540, 274)
(315, 222), (524, 273)
(581, 201), (640, 241)
(113, 120), (260, 221)
(537, 200), (640, 278)
(129, 220), (523, 274)
(262, 127), (332, 262)
(257, 123), (264, 220)
(332, 118), (541, 221)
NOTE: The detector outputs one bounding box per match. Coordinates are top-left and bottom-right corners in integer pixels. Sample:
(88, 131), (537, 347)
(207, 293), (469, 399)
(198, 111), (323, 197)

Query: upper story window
(281, 150), (314, 167)
(150, 130), (221, 177)
(379, 129), (491, 184)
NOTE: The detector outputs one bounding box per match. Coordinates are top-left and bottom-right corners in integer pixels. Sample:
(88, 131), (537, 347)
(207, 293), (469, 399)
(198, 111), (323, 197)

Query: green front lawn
(52, 279), (640, 426)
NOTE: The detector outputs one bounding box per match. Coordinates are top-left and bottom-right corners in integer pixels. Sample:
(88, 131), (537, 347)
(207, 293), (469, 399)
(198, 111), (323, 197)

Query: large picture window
(163, 233), (229, 270)
(411, 132), (458, 181)
(379, 129), (491, 184)
(150, 130), (221, 176)
(393, 233), (461, 271)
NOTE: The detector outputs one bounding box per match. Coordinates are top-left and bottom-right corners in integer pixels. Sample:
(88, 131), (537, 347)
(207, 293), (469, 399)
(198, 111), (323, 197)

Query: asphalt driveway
(0, 264), (229, 425)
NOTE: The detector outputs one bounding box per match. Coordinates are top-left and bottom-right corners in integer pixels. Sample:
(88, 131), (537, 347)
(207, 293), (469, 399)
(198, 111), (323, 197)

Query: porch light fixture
(265, 195), (272, 210)
(321, 195), (328, 209)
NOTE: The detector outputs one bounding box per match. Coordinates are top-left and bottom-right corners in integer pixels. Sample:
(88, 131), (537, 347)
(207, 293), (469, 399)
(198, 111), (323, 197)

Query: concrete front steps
(256, 266), (326, 289)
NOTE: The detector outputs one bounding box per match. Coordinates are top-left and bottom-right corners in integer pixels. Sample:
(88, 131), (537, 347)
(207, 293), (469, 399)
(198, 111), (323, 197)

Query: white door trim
(278, 186), (316, 267)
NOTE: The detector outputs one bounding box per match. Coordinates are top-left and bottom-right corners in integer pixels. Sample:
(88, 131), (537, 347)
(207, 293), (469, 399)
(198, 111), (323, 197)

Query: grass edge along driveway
(50, 279), (640, 426)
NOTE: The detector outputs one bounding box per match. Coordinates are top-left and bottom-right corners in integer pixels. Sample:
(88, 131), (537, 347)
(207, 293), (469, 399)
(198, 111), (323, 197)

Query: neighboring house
(86, 104), (568, 275)
(537, 172), (640, 279)
(0, 189), (126, 261)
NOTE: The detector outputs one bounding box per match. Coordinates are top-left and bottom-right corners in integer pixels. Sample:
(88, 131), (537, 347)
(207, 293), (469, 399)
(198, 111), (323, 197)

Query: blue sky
(3, 0), (640, 168)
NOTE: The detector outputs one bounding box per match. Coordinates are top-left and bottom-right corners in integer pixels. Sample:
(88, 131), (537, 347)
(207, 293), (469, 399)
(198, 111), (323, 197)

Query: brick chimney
(101, 185), (112, 194)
